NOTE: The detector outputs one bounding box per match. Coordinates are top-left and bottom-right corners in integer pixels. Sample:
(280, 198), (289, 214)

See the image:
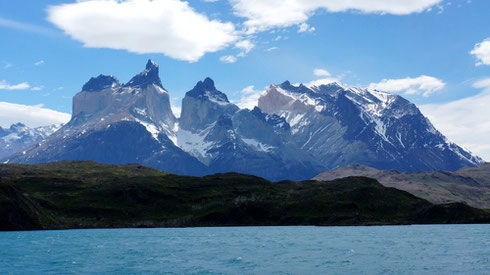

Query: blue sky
(1, 0), (489, 159)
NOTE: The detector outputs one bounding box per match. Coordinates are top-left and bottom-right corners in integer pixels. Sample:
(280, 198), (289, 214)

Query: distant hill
(1, 161), (488, 231)
(314, 163), (490, 209)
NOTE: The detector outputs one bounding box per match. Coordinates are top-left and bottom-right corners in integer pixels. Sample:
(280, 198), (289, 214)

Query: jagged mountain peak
(82, 74), (120, 92)
(187, 77), (230, 103)
(201, 77), (216, 90)
(180, 78), (239, 131)
(125, 59), (163, 89)
(279, 80), (292, 88)
(145, 59), (159, 70)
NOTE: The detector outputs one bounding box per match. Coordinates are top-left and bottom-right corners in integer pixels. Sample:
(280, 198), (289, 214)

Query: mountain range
(0, 123), (61, 160)
(1, 60), (484, 181)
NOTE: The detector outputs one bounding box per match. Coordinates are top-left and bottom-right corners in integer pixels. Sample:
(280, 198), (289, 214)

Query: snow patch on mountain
(242, 138), (276, 152)
(176, 126), (215, 163)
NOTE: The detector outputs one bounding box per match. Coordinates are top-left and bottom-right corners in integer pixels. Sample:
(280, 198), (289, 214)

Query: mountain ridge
(2, 60), (484, 181)
(1, 161), (488, 231)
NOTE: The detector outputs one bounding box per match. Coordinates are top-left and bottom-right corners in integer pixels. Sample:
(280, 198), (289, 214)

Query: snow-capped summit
(0, 123), (62, 160)
(258, 81), (483, 171)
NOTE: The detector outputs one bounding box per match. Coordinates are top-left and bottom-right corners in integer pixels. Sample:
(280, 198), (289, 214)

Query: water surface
(1, 225), (488, 274)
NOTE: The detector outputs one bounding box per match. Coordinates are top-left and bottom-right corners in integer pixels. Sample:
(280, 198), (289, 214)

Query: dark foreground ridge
(1, 161), (488, 231)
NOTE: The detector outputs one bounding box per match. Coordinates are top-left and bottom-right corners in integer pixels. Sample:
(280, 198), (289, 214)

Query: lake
(1, 225), (488, 274)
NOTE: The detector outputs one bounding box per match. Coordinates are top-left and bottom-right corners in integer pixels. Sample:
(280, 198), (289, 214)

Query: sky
(0, 0), (489, 160)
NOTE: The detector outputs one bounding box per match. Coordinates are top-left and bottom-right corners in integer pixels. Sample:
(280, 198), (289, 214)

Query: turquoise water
(0, 225), (488, 274)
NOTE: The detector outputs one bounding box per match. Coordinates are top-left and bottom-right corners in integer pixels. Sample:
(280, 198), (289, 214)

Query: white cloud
(34, 60), (45, 66)
(266, 46), (279, 52)
(473, 77), (490, 89)
(231, 0), (442, 32)
(302, 68), (340, 87)
(368, 75), (446, 97)
(313, 68), (331, 77)
(47, 0), (237, 62)
(171, 105), (182, 118)
(0, 102), (71, 128)
(0, 80), (46, 91)
(235, 39), (255, 54)
(305, 77), (340, 87)
(235, 85), (265, 109)
(298, 22), (315, 33)
(31, 85), (45, 91)
(219, 55), (238, 63)
(419, 78), (490, 161)
(470, 38), (490, 66)
(170, 97), (182, 118)
(0, 80), (31, 90)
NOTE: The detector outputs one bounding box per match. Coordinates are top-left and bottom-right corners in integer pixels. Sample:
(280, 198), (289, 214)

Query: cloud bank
(231, 0), (442, 32)
(368, 75), (446, 97)
(0, 80), (31, 91)
(420, 78), (490, 161)
(0, 102), (71, 128)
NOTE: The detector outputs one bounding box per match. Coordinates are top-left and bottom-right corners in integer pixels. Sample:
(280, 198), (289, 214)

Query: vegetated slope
(1, 161), (488, 231)
(314, 163), (490, 209)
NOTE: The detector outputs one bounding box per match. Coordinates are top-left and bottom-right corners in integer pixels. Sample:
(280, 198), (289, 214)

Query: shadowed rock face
(82, 75), (120, 92)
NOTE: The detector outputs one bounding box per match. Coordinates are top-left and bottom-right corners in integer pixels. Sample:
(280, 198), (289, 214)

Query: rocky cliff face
(3, 61), (483, 181)
(4, 60), (207, 176)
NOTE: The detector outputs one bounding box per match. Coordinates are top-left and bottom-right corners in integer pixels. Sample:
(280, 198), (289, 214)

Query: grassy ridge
(314, 163), (490, 209)
(1, 161), (488, 231)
